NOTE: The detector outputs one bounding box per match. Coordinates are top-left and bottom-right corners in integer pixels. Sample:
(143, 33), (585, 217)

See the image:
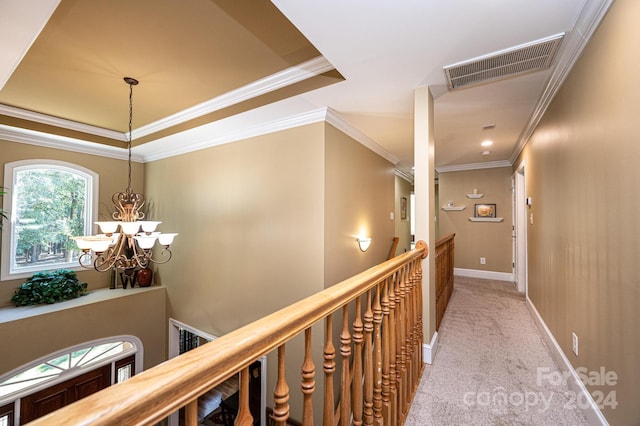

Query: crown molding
(0, 104), (126, 141)
(436, 160), (512, 173)
(394, 169), (414, 183)
(1, 103), (399, 167)
(0, 56), (335, 144)
(324, 108), (399, 165)
(133, 56), (335, 139)
(0, 124), (142, 162)
(137, 108), (328, 162)
(138, 106), (400, 166)
(510, 0), (613, 164)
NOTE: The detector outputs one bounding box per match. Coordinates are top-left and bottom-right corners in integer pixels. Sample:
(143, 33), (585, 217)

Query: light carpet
(405, 276), (589, 425)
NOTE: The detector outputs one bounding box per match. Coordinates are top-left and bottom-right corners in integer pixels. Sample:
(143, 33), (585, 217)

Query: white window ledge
(0, 287), (165, 324)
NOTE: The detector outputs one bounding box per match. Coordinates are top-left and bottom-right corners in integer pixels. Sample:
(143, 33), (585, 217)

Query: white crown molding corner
(436, 160), (512, 173)
(510, 0), (614, 165)
(325, 108), (399, 165)
(394, 169), (414, 184)
(141, 106), (401, 166)
(527, 297), (609, 425)
(0, 124), (141, 162)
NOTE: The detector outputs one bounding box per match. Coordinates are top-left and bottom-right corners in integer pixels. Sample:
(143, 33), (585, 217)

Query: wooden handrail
(30, 241), (428, 426)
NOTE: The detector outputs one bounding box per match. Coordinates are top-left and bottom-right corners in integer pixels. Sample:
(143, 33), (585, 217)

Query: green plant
(11, 269), (88, 306)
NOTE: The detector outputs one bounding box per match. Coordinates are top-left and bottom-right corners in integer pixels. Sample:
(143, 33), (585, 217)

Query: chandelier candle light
(72, 77), (177, 272)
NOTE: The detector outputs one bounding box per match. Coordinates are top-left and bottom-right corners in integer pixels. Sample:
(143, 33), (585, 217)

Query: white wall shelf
(466, 194), (484, 199)
(468, 217), (504, 222)
(441, 206), (466, 211)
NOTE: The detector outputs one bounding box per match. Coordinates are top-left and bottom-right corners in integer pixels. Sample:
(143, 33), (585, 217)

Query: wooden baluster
(400, 264), (410, 417)
(380, 278), (391, 425)
(388, 272), (398, 426)
(185, 399), (198, 426)
(236, 367), (254, 426)
(363, 290), (374, 425)
(340, 306), (352, 426)
(405, 262), (416, 402)
(301, 328), (315, 425)
(416, 256), (425, 369)
(372, 282), (383, 425)
(395, 265), (407, 421)
(352, 297), (364, 426)
(273, 345), (290, 426)
(323, 314), (336, 426)
(413, 259), (422, 380)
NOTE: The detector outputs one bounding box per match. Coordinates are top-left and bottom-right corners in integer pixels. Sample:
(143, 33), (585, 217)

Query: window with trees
(1, 160), (98, 280)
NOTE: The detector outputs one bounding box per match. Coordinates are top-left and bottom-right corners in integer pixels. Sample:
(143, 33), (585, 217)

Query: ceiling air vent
(444, 33), (564, 90)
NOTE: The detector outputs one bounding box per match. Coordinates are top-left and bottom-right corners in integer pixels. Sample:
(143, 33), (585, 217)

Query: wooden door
(20, 364), (111, 424)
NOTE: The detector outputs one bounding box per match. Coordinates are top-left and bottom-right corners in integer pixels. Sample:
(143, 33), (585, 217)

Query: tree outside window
(1, 160), (97, 280)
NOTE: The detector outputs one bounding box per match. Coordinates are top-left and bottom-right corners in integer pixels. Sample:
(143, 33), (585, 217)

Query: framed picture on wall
(474, 203), (496, 218)
(401, 196), (408, 220)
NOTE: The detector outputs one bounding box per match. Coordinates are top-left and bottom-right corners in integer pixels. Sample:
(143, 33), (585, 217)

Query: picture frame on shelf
(474, 203), (496, 218)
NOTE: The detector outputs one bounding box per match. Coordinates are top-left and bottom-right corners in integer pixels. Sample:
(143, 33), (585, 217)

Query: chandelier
(72, 77), (177, 273)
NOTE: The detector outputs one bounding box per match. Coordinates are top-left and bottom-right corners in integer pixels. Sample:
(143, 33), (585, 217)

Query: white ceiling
(0, 0), (612, 178)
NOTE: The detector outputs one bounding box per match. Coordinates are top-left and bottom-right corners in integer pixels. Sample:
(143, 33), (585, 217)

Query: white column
(414, 87), (436, 354)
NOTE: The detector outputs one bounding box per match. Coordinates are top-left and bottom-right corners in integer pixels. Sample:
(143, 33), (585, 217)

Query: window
(1, 160), (98, 280)
(0, 336), (141, 425)
(0, 339), (138, 400)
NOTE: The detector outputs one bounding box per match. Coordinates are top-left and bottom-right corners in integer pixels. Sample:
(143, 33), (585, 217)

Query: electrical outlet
(480, 257), (486, 265)
(572, 332), (579, 356)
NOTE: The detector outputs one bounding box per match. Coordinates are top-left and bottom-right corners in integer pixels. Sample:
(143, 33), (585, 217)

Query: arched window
(0, 336), (142, 425)
(1, 160), (98, 280)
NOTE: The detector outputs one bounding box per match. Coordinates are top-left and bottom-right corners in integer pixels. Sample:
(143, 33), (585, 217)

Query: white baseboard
(454, 268), (514, 282)
(527, 297), (608, 426)
(422, 331), (438, 364)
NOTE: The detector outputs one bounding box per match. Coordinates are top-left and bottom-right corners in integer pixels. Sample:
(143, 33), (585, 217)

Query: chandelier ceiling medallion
(72, 77), (177, 272)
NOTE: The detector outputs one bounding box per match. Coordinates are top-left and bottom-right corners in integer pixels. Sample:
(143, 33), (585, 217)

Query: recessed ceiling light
(481, 150), (491, 156)
(481, 140), (493, 147)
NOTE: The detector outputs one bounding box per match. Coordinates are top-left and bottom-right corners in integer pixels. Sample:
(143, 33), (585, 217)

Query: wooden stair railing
(29, 241), (428, 426)
(435, 233), (455, 331)
(387, 237), (399, 260)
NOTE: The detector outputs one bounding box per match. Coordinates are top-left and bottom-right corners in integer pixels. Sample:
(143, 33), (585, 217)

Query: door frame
(513, 160), (528, 294)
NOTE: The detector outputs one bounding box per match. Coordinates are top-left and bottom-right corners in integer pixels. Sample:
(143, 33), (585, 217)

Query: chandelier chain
(127, 81), (133, 191)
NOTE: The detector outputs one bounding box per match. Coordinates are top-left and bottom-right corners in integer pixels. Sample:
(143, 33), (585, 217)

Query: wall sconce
(357, 237), (372, 252)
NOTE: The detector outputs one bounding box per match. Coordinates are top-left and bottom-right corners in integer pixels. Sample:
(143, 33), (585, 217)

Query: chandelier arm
(112, 193), (128, 221)
(77, 251), (94, 269)
(92, 235), (128, 271)
(146, 248), (173, 265)
(127, 238), (152, 269)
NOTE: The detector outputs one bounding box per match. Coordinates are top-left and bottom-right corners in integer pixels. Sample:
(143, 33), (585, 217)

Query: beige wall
(145, 123), (327, 336)
(394, 176), (413, 256)
(514, 0), (640, 422)
(0, 138), (143, 304)
(324, 123), (395, 286)
(0, 287), (167, 374)
(438, 167), (512, 273)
